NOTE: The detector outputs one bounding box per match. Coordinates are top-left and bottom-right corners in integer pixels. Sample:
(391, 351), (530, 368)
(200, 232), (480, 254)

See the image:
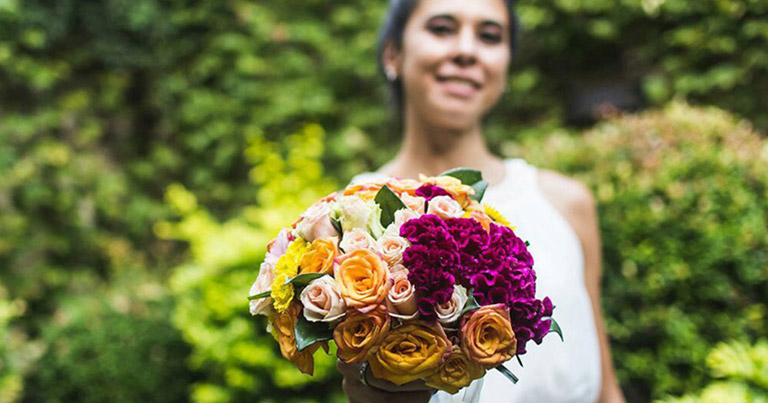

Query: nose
(453, 27), (478, 67)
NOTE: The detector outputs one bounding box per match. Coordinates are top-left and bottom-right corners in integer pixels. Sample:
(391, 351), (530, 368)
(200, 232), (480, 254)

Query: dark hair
(376, 0), (520, 125)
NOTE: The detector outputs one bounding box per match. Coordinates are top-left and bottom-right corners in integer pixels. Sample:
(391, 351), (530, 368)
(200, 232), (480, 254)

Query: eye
(481, 32), (502, 43)
(428, 24), (453, 35)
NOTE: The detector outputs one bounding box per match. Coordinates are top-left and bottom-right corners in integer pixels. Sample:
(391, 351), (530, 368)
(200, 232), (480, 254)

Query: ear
(381, 40), (402, 77)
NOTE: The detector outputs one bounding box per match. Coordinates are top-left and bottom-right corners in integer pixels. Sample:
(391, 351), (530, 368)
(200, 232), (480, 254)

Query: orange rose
(419, 174), (475, 207)
(460, 304), (517, 368)
(368, 321), (452, 385)
(271, 302), (324, 375)
(334, 249), (390, 311)
(300, 237), (339, 275)
(342, 180), (386, 201)
(333, 304), (390, 363)
(424, 346), (485, 394)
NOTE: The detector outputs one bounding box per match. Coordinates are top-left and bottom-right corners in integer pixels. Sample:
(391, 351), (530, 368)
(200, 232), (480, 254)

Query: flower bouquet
(248, 168), (561, 394)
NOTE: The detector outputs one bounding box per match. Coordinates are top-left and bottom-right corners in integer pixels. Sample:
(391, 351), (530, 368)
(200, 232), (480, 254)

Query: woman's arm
(538, 170), (626, 403)
(337, 361), (435, 403)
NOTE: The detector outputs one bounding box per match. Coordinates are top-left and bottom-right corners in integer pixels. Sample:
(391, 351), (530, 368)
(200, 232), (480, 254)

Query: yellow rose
(368, 321), (451, 385)
(334, 249), (390, 311)
(271, 302), (323, 375)
(299, 236), (339, 275)
(460, 304), (517, 368)
(424, 346), (485, 394)
(333, 304), (390, 363)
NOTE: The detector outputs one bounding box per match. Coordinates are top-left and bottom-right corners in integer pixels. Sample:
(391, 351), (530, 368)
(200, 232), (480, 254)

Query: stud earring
(385, 67), (398, 82)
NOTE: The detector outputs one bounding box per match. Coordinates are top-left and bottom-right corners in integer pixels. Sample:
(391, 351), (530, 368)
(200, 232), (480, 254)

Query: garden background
(1, 0), (767, 402)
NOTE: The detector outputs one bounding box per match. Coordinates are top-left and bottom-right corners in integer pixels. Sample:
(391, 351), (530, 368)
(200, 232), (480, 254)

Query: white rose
(249, 261), (275, 316)
(296, 202), (338, 242)
(384, 208), (421, 237)
(299, 276), (346, 323)
(340, 228), (375, 253)
(436, 285), (469, 324)
(427, 195), (464, 220)
(376, 234), (410, 266)
(336, 196), (385, 239)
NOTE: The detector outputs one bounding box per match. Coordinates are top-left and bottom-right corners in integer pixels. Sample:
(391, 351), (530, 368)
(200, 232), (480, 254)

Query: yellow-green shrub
(160, 125), (344, 403)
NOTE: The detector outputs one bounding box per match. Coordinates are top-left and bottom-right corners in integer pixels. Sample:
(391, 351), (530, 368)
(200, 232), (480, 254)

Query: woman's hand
(337, 360), (436, 403)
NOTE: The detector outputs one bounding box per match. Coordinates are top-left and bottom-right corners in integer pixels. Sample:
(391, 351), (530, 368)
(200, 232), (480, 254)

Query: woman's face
(390, 0), (511, 130)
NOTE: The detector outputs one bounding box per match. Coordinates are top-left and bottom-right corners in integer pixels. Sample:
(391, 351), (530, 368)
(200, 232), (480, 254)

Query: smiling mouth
(435, 75), (481, 89)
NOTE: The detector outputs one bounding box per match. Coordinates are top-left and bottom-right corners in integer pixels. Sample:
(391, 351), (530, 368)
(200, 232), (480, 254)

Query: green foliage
(160, 125), (344, 403)
(0, 286), (24, 403)
(658, 340), (768, 402)
(24, 275), (195, 403)
(518, 102), (768, 401)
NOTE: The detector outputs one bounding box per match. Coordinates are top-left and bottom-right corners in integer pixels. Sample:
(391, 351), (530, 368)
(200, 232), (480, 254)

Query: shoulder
(536, 169), (596, 223)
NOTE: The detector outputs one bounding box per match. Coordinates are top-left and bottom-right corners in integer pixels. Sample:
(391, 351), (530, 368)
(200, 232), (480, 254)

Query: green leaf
(471, 180), (489, 202)
(546, 317), (564, 342)
(295, 315), (333, 352)
(441, 168), (483, 184)
(374, 185), (407, 227)
(330, 216), (342, 236)
(439, 168), (488, 202)
(495, 364), (519, 384)
(460, 288), (481, 317)
(285, 272), (327, 287)
(247, 290), (271, 301)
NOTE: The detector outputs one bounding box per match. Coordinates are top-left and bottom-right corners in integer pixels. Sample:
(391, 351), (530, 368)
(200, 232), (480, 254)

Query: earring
(385, 67), (398, 82)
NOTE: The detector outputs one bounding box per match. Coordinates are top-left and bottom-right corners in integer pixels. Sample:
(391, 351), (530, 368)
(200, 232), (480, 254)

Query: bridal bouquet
(248, 169), (561, 394)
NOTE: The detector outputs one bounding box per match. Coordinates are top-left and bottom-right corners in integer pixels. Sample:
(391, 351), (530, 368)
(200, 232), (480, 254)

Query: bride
(336, 0), (626, 402)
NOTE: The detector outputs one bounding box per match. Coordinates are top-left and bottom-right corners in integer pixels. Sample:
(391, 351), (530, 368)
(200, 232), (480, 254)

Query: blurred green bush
(658, 340), (768, 402)
(24, 273), (196, 403)
(518, 101), (768, 401)
(0, 286), (24, 403)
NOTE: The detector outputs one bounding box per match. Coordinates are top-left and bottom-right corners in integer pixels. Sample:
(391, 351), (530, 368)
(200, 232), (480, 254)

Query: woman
(336, 0), (626, 402)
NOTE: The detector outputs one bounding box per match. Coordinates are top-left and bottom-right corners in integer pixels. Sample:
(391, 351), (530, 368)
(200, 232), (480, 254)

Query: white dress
(350, 158), (602, 403)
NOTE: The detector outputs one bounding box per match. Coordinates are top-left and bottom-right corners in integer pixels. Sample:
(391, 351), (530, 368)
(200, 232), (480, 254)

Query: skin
(339, 0), (626, 402)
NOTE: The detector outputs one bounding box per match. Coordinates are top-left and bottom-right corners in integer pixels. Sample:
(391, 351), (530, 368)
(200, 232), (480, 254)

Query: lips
(435, 75), (482, 89)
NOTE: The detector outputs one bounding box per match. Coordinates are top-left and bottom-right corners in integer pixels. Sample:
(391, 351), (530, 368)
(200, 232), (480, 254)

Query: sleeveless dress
(349, 158), (602, 403)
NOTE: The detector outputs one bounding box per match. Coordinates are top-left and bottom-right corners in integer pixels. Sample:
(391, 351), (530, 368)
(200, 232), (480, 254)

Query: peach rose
(249, 261), (275, 316)
(296, 201), (338, 242)
(389, 263), (408, 274)
(427, 195), (464, 220)
(460, 304), (517, 368)
(468, 209), (492, 231)
(368, 322), (452, 385)
(299, 237), (339, 275)
(299, 275), (346, 323)
(265, 229), (292, 266)
(333, 304), (390, 363)
(424, 346), (485, 394)
(386, 178), (422, 196)
(342, 180), (386, 201)
(436, 285), (469, 325)
(339, 228), (375, 254)
(385, 270), (418, 320)
(376, 234), (410, 266)
(271, 302), (324, 375)
(400, 193), (426, 214)
(334, 249), (390, 312)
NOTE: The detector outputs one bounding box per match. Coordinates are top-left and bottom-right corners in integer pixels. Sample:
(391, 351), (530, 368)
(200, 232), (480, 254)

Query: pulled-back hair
(376, 0), (520, 125)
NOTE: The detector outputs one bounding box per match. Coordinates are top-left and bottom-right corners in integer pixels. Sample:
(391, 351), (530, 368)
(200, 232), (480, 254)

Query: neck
(380, 112), (506, 185)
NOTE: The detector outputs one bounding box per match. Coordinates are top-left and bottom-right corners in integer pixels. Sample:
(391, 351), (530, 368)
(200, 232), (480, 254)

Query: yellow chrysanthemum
(482, 204), (515, 230)
(271, 238), (310, 313)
